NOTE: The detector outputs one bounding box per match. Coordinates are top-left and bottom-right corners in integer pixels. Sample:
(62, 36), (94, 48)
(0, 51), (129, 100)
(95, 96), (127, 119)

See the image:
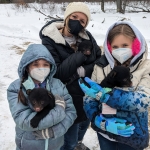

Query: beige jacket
(92, 21), (150, 96)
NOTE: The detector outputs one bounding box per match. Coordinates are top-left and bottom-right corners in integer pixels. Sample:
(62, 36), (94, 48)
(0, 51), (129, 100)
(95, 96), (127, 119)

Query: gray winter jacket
(7, 44), (77, 150)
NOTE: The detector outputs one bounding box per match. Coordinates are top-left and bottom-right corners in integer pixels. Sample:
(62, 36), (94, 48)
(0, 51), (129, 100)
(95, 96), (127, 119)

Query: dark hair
(107, 24), (136, 44)
(18, 69), (28, 105)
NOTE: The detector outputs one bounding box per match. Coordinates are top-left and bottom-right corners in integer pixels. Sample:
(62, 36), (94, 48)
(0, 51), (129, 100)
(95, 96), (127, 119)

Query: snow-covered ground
(0, 3), (150, 150)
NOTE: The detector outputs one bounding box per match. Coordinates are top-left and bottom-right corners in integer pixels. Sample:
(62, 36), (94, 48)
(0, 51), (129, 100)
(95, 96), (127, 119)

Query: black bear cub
(26, 88), (55, 128)
(101, 66), (133, 88)
(78, 40), (93, 55)
(92, 66), (133, 130)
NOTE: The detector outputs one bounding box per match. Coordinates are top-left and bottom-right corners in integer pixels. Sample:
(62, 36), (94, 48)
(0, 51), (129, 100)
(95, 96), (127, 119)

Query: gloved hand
(77, 66), (85, 77)
(78, 77), (112, 103)
(95, 114), (135, 137)
(33, 128), (54, 140)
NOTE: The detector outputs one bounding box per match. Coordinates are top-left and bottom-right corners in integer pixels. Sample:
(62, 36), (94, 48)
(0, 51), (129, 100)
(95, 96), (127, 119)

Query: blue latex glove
(95, 114), (135, 137)
(78, 77), (111, 102)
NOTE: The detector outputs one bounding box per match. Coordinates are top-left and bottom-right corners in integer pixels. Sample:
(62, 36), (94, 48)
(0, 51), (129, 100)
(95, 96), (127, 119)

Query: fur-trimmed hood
(103, 21), (148, 69)
(39, 19), (90, 45)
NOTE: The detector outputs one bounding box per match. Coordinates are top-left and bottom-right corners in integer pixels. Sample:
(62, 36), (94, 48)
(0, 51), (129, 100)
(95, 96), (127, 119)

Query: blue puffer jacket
(7, 44), (77, 150)
(83, 87), (149, 150)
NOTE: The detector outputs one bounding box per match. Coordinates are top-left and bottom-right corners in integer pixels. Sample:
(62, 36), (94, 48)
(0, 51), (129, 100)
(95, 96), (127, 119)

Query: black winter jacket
(39, 19), (101, 123)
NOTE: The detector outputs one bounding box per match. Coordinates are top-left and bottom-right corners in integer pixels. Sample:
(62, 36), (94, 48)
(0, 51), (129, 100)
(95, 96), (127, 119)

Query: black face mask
(68, 19), (84, 36)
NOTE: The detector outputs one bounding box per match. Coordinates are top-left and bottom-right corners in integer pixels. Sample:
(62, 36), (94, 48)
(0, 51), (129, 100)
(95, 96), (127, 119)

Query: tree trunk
(116, 0), (122, 13)
(122, 0), (127, 14)
(101, 0), (105, 12)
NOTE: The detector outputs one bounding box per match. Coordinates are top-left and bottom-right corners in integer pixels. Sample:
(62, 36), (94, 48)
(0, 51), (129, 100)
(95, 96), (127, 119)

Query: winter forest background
(0, 0), (150, 150)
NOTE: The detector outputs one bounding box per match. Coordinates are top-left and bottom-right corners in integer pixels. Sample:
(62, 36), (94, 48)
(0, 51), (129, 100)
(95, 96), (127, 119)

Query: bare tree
(116, 0), (122, 13)
(116, 0), (129, 14)
(126, 0), (150, 12)
(122, 0), (128, 14)
(101, 0), (105, 12)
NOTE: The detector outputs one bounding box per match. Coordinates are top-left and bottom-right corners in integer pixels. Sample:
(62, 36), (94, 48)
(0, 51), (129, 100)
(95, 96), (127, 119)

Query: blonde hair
(64, 16), (71, 32)
(108, 24), (136, 44)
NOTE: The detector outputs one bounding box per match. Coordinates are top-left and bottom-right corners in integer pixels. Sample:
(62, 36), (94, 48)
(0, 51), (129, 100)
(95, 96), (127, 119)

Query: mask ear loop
(132, 38), (141, 56)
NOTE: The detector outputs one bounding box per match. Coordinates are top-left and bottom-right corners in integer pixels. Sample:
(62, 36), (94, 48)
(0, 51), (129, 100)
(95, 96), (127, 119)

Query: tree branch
(126, 3), (150, 12)
(32, 5), (58, 19)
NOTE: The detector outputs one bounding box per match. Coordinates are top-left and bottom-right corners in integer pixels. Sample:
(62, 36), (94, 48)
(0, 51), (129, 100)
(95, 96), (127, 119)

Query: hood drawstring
(45, 139), (49, 150)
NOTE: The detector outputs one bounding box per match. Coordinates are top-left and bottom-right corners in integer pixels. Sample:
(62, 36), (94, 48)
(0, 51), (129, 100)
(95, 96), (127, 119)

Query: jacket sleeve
(86, 30), (101, 59)
(105, 88), (150, 112)
(91, 64), (106, 84)
(42, 37), (87, 82)
(91, 64), (99, 82)
(7, 80), (66, 131)
(46, 81), (77, 139)
(132, 60), (150, 95)
(83, 36), (101, 77)
(83, 96), (99, 121)
(94, 40), (101, 58)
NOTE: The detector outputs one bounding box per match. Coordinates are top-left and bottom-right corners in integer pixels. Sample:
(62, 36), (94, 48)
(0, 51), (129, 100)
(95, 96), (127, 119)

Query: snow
(0, 3), (150, 150)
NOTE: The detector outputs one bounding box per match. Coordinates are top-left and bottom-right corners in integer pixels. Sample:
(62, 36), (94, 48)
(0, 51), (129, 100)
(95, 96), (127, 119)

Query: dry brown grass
(11, 45), (25, 55)
(11, 42), (33, 55)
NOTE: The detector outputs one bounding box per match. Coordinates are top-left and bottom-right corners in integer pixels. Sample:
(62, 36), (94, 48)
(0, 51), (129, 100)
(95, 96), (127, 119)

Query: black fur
(99, 66), (132, 118)
(78, 40), (93, 55)
(27, 88), (55, 128)
(101, 66), (132, 88)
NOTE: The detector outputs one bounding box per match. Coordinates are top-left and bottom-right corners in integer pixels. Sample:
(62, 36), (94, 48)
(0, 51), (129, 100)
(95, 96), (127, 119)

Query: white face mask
(30, 68), (50, 83)
(112, 48), (132, 64)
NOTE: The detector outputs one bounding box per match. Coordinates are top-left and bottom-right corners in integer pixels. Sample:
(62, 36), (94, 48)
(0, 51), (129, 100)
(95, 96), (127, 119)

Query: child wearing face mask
(7, 44), (77, 150)
(39, 2), (101, 150)
(78, 21), (150, 150)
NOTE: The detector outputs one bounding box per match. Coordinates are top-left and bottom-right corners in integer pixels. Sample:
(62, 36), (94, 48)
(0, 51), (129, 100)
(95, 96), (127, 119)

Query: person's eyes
(123, 44), (128, 47)
(32, 63), (38, 66)
(80, 20), (85, 25)
(112, 46), (118, 49)
(72, 15), (77, 19)
(44, 64), (50, 67)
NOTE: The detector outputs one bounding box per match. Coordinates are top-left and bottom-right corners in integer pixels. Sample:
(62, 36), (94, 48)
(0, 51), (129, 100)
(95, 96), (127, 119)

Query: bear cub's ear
(109, 70), (117, 78)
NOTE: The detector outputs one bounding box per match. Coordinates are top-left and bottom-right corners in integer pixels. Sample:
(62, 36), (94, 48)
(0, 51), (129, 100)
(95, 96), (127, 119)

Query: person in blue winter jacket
(79, 21), (150, 150)
(7, 44), (77, 150)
